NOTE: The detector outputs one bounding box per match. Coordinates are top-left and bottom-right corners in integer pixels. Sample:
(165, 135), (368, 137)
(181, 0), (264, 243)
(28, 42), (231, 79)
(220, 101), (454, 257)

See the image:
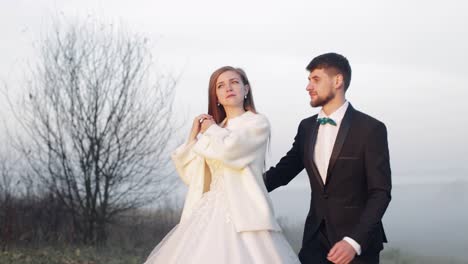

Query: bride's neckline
(220, 111), (251, 128)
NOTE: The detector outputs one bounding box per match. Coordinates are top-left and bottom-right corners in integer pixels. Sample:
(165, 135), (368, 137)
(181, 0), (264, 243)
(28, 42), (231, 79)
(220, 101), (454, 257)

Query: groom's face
(306, 68), (336, 107)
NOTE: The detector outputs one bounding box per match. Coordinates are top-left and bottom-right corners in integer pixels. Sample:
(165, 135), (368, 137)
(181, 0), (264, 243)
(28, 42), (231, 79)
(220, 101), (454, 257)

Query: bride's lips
(226, 94), (236, 99)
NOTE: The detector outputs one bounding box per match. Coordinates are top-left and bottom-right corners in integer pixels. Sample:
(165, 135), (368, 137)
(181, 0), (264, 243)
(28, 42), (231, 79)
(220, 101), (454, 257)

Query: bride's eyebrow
(217, 78), (239, 85)
(229, 78), (239, 81)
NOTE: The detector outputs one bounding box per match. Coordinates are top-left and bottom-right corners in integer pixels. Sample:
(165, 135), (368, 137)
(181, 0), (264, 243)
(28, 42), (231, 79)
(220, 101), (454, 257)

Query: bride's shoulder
(239, 112), (270, 135)
(244, 111), (269, 124)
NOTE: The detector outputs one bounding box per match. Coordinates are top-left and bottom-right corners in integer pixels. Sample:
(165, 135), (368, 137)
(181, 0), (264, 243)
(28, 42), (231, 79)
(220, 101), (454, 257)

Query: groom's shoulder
(296, 114), (319, 130)
(353, 108), (386, 128)
(300, 114), (318, 125)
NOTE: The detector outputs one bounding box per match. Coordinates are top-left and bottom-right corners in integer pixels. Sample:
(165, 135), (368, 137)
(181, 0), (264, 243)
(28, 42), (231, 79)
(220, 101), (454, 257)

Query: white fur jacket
(171, 111), (281, 232)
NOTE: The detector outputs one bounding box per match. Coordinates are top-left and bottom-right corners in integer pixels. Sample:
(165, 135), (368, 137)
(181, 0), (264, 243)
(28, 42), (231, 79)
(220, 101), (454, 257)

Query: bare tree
(0, 152), (15, 250)
(8, 19), (178, 245)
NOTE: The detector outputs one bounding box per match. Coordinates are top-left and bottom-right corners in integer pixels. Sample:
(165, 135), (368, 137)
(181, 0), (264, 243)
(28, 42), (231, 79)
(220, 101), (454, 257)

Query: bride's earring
(217, 102), (221, 107)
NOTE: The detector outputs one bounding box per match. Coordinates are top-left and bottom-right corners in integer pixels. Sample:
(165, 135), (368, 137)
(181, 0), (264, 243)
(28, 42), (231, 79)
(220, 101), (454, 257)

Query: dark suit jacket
(264, 104), (391, 263)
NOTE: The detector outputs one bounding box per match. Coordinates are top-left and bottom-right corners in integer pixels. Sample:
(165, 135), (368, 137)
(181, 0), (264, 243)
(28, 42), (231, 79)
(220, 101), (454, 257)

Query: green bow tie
(317, 117), (337, 126)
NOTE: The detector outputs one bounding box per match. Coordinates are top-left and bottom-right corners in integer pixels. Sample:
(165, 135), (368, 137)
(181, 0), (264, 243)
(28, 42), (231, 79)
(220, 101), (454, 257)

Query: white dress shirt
(313, 101), (362, 255)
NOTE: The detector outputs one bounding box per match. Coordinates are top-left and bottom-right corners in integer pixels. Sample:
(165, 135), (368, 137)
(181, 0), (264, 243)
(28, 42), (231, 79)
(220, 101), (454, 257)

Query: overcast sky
(1, 0), (467, 185)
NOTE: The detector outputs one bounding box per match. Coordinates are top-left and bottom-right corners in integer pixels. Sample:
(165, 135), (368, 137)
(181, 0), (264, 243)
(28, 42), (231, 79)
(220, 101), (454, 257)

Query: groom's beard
(310, 92), (335, 108)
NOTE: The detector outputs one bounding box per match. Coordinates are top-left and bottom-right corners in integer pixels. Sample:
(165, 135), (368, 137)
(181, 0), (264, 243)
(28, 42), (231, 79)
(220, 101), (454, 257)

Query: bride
(143, 66), (300, 264)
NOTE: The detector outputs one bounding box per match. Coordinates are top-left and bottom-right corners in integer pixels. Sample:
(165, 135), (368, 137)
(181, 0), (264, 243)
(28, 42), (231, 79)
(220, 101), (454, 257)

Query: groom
(264, 53), (391, 264)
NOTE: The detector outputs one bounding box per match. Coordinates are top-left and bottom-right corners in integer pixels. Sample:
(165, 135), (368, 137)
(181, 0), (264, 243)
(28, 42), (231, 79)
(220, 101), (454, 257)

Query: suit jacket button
(323, 193), (329, 199)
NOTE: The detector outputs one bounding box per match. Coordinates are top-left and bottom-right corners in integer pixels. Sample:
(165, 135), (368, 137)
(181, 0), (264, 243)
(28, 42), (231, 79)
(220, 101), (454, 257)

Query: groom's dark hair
(306, 52), (352, 91)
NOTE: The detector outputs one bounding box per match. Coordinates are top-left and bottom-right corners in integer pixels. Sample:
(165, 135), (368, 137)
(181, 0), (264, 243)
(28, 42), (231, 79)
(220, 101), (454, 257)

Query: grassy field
(1, 246), (467, 264)
(380, 248), (468, 264)
(1, 197), (467, 264)
(0, 246), (146, 264)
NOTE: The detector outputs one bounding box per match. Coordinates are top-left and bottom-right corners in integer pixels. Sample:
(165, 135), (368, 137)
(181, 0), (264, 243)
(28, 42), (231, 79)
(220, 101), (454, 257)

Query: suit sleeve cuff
(343, 237), (361, 255)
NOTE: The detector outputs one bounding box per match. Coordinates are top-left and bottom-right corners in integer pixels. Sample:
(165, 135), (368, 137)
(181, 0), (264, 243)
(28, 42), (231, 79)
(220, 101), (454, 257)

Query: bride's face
(215, 70), (249, 109)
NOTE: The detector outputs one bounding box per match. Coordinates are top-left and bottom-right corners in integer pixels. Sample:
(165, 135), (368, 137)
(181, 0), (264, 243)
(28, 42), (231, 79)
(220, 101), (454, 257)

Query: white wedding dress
(144, 158), (300, 264)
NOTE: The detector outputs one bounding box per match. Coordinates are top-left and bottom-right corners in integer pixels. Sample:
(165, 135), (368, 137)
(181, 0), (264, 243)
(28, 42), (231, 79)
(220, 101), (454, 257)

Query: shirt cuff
(343, 237), (361, 255)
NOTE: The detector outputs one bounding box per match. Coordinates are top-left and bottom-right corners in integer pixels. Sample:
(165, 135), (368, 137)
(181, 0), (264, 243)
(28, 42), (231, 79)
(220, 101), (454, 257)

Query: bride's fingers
(197, 114), (213, 123)
(195, 114), (207, 121)
(196, 114), (210, 118)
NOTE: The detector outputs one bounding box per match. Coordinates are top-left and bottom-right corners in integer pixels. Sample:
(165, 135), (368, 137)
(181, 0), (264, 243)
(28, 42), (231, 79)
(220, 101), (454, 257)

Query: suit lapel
(306, 117), (325, 189)
(325, 105), (355, 186)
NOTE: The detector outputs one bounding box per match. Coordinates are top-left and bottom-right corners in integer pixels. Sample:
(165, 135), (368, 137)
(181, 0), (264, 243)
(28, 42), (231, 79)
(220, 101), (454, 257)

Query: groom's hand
(327, 240), (356, 264)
